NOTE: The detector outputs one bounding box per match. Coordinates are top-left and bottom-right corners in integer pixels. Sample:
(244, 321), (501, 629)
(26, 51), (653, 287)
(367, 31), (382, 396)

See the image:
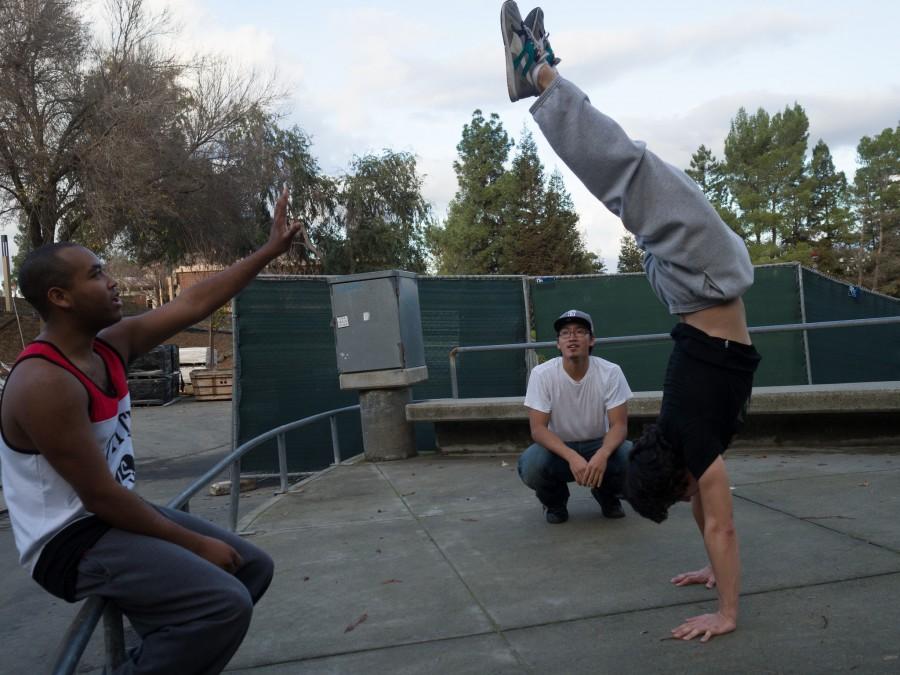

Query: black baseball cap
(553, 309), (594, 334)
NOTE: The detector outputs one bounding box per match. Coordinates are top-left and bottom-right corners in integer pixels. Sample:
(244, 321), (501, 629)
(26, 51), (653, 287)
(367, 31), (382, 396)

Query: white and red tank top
(0, 338), (134, 579)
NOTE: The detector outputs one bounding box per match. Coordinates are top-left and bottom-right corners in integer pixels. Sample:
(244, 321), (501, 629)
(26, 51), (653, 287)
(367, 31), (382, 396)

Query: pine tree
(685, 145), (740, 235)
(724, 104), (810, 258)
(428, 110), (512, 273)
(854, 124), (900, 295)
(806, 140), (853, 277)
(617, 233), (644, 273)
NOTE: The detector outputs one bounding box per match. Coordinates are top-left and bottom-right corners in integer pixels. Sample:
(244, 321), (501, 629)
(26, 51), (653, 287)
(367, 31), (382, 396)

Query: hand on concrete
(671, 564), (716, 589)
(671, 611), (736, 642)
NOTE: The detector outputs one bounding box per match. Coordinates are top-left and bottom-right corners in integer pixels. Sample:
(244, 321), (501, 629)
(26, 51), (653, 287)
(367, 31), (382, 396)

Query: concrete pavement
(2, 399), (900, 673)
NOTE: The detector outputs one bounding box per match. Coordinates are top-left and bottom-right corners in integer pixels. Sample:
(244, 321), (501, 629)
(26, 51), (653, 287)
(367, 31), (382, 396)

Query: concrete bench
(406, 382), (900, 454)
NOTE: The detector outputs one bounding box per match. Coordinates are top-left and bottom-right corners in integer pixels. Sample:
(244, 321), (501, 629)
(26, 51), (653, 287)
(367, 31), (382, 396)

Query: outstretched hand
(265, 185), (305, 256)
(671, 564), (716, 589)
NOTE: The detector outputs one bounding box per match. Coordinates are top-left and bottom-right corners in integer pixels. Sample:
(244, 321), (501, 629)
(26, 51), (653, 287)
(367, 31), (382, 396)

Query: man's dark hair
(18, 242), (82, 319)
(625, 424), (688, 523)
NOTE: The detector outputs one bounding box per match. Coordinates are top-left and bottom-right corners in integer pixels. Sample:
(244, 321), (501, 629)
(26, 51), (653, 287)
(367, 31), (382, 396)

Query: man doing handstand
(501, 1), (762, 642)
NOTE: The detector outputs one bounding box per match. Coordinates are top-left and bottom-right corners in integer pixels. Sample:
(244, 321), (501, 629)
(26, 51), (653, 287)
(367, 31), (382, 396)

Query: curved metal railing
(49, 403), (361, 675)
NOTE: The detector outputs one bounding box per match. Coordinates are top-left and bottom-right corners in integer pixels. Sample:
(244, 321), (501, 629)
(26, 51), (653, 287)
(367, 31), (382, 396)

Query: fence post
(277, 433), (288, 493)
(330, 416), (342, 464)
(229, 457), (241, 532)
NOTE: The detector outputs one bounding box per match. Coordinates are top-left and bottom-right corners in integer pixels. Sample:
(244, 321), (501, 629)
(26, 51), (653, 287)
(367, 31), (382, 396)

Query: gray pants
(531, 77), (754, 315)
(75, 505), (274, 675)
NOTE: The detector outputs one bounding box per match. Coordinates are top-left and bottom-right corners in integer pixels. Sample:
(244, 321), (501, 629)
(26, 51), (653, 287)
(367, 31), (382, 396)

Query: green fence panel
(412, 277), (528, 450)
(530, 274), (673, 391)
(234, 278), (362, 473)
(802, 268), (900, 383)
(743, 264), (807, 386)
(530, 265), (807, 390)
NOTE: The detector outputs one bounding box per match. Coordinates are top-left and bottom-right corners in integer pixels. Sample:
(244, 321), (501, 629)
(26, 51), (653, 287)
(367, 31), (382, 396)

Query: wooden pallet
(190, 368), (233, 401)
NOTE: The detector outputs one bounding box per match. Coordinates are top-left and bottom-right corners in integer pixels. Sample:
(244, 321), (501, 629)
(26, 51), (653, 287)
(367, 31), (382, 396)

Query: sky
(6, 0), (900, 270)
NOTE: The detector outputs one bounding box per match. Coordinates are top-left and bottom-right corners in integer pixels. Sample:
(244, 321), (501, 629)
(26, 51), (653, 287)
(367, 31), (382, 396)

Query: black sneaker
(592, 489), (626, 519)
(544, 505), (569, 524)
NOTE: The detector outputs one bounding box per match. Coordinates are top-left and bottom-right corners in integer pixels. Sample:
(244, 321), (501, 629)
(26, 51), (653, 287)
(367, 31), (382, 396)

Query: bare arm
(12, 362), (242, 571)
(527, 408), (589, 484)
(100, 186), (302, 362)
(671, 492), (717, 588)
(671, 456), (739, 641)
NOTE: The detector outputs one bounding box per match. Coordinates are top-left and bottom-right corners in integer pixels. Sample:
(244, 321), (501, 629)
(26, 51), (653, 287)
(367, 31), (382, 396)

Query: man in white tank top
(519, 310), (633, 524)
(0, 186), (304, 673)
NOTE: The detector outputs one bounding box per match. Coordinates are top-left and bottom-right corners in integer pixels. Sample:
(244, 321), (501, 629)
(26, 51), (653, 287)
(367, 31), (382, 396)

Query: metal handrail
(50, 403), (361, 675)
(448, 315), (900, 397)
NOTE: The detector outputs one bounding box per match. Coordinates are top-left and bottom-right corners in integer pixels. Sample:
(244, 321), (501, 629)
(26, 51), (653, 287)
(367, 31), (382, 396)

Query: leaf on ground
(344, 612), (368, 633)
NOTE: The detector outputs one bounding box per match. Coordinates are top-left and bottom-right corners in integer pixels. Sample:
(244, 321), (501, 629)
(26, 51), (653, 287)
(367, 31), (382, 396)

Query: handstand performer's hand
(671, 564), (716, 589)
(671, 611), (736, 642)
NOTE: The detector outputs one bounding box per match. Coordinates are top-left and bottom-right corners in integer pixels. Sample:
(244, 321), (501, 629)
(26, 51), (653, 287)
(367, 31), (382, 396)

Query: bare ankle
(536, 64), (558, 92)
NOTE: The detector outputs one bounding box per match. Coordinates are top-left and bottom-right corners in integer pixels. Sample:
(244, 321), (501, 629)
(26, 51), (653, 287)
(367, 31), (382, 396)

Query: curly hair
(625, 424), (689, 524)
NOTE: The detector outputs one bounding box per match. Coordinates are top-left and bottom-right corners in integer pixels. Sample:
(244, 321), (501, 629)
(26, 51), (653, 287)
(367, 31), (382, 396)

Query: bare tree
(0, 0), (280, 263)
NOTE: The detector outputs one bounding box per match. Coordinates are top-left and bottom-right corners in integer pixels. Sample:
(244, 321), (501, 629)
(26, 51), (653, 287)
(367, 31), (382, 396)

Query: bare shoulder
(97, 318), (137, 363)
(4, 358), (89, 422)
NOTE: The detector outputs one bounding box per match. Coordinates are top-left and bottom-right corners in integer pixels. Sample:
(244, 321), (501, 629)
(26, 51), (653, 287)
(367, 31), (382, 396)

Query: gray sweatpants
(531, 77), (754, 315)
(74, 505), (274, 675)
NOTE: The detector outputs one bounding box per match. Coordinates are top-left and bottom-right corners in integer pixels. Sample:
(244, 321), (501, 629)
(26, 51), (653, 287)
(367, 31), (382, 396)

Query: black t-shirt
(658, 323), (761, 479)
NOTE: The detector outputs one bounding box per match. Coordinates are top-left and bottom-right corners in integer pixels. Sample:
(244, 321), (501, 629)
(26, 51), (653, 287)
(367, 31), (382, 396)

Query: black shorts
(660, 323), (761, 478)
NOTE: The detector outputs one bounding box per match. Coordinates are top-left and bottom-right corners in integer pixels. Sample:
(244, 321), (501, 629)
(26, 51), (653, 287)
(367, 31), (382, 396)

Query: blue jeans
(517, 437), (633, 509)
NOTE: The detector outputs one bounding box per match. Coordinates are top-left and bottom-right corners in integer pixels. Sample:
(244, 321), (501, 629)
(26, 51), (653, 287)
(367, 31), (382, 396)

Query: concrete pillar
(358, 387), (417, 461)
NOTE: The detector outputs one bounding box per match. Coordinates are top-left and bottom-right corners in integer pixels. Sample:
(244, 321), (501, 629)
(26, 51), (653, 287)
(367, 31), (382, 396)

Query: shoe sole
(501, 1), (524, 102)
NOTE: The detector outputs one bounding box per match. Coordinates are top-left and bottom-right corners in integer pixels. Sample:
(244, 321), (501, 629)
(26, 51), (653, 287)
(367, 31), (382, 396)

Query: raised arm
(100, 186), (303, 362)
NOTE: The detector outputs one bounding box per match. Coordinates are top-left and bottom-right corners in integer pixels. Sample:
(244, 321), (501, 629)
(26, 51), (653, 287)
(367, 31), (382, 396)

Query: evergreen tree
(500, 130), (545, 273)
(854, 124), (900, 295)
(428, 110), (512, 273)
(806, 140), (853, 277)
(617, 233), (644, 273)
(541, 170), (596, 274)
(685, 145), (740, 235)
(724, 104), (810, 254)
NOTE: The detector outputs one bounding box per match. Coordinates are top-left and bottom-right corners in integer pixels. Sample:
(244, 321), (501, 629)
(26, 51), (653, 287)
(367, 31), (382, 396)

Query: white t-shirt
(524, 356), (632, 442)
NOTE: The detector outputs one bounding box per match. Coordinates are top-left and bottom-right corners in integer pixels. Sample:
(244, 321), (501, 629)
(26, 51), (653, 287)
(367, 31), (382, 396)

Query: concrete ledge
(407, 382), (900, 422)
(407, 382), (900, 453)
(339, 366), (428, 390)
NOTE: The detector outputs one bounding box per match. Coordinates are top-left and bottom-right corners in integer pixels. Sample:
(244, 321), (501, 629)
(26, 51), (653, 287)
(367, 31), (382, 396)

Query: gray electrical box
(328, 270), (427, 389)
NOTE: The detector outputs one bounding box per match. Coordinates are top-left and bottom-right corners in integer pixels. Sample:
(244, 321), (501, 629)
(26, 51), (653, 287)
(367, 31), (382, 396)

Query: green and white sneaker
(501, 1), (550, 102)
(523, 7), (560, 68)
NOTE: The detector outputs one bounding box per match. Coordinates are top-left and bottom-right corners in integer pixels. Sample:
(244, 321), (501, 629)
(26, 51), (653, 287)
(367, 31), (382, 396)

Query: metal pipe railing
(50, 403), (361, 675)
(448, 315), (900, 398)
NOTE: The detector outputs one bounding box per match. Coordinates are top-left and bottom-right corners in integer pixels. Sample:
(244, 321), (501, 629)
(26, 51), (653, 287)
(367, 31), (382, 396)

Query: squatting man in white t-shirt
(518, 309), (633, 524)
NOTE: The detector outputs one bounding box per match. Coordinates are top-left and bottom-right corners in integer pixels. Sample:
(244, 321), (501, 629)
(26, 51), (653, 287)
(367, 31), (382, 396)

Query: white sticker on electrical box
(336, 315), (350, 328)
(363, 312), (370, 321)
